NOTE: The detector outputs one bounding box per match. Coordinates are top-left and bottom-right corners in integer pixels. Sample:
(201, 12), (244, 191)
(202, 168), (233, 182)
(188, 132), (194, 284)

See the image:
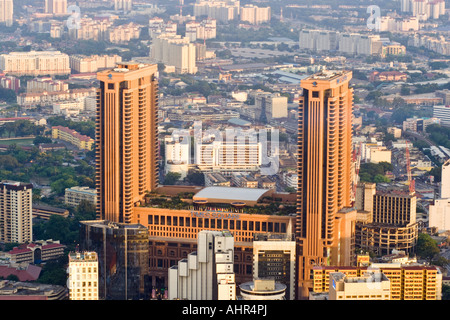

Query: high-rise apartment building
(45, 0), (67, 15)
(0, 0), (13, 27)
(79, 220), (150, 300)
(296, 70), (356, 299)
(255, 92), (288, 122)
(355, 183), (418, 256)
(0, 181), (33, 244)
(0, 51), (70, 77)
(96, 63), (159, 224)
(429, 159), (450, 232)
(240, 4), (271, 25)
(150, 34), (197, 74)
(67, 251), (99, 300)
(114, 0), (132, 12)
(193, 0), (240, 22)
(168, 230), (236, 300)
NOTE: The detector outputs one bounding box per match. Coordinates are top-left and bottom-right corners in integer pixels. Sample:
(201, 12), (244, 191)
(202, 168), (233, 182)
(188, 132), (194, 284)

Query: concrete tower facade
(96, 63), (159, 224)
(296, 70), (355, 299)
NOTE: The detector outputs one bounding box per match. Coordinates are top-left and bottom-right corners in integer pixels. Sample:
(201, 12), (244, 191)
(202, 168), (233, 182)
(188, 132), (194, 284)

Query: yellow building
(51, 126), (94, 151)
(328, 272), (391, 300)
(313, 264), (442, 300)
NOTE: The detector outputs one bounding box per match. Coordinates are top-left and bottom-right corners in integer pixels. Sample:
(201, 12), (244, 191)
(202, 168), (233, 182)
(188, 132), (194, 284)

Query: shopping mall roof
(192, 186), (273, 206)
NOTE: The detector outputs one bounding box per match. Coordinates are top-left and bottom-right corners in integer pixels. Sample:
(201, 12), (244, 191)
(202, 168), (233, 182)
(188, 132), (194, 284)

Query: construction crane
(405, 141), (415, 194)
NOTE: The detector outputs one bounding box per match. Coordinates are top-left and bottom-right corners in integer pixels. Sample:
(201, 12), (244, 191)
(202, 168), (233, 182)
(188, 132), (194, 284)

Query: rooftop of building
(142, 186), (297, 215)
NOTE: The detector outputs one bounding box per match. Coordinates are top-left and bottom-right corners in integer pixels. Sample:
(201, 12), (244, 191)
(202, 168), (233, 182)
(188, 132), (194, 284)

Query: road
(403, 130), (436, 147)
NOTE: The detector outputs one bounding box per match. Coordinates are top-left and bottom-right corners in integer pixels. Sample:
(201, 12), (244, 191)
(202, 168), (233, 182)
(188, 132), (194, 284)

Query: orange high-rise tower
(96, 62), (159, 223)
(296, 70), (355, 299)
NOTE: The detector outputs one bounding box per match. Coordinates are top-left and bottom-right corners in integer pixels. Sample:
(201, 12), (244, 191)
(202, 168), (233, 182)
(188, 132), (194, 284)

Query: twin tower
(96, 63), (354, 299)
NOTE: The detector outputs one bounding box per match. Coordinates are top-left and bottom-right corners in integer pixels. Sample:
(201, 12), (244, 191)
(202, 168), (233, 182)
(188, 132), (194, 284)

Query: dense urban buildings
(0, 0), (450, 305)
(96, 63), (159, 224)
(296, 70), (355, 299)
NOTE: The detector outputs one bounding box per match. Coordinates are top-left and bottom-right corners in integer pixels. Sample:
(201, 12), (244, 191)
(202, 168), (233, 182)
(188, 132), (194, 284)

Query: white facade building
(150, 34), (197, 74)
(168, 230), (236, 300)
(196, 136), (262, 172)
(164, 134), (191, 179)
(0, 0), (13, 26)
(0, 51), (70, 76)
(433, 105), (450, 126)
(429, 160), (450, 232)
(67, 251), (99, 300)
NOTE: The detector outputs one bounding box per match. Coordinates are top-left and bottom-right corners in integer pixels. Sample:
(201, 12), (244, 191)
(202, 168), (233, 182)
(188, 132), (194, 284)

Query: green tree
(75, 200), (96, 221)
(443, 285), (450, 300)
(164, 172), (181, 185)
(416, 233), (440, 262)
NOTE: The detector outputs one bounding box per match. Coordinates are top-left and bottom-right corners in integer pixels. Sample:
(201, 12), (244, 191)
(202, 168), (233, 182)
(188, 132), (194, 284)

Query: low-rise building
(64, 186), (97, 207)
(51, 125), (94, 150)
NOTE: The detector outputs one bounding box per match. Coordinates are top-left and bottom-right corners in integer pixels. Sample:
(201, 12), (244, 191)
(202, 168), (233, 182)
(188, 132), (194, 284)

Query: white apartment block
(409, 34), (450, 55)
(0, 51), (70, 76)
(379, 16), (419, 32)
(429, 160), (450, 231)
(150, 34), (197, 74)
(0, 181), (33, 244)
(255, 92), (288, 121)
(69, 54), (122, 73)
(114, 0), (132, 12)
(193, 0), (240, 22)
(240, 4), (270, 25)
(26, 77), (68, 93)
(67, 251), (99, 300)
(299, 30), (383, 56)
(64, 186), (97, 207)
(17, 87), (96, 107)
(327, 272), (391, 300)
(196, 137), (262, 172)
(168, 230), (236, 300)
(68, 18), (141, 44)
(148, 17), (177, 39)
(0, 0), (13, 26)
(164, 135), (191, 179)
(429, 198), (450, 232)
(44, 0), (67, 14)
(186, 19), (217, 42)
(52, 99), (86, 117)
(401, 0), (445, 20)
(433, 105), (450, 126)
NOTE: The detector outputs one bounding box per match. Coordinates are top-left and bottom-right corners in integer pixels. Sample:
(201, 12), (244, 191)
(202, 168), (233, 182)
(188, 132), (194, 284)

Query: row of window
(147, 215), (287, 233)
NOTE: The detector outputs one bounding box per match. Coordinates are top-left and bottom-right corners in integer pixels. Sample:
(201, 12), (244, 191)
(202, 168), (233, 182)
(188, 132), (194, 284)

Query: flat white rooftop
(193, 186), (271, 203)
